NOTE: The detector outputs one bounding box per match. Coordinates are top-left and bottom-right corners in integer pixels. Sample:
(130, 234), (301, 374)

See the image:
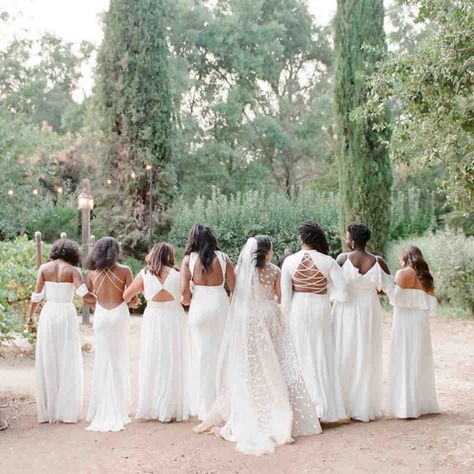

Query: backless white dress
(388, 287), (439, 418)
(332, 259), (394, 421)
(281, 250), (347, 423)
(136, 268), (190, 421)
(188, 250), (230, 420)
(34, 282), (85, 423)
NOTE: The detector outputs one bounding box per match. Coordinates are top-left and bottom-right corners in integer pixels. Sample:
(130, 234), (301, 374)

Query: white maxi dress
(195, 240), (321, 456)
(332, 259), (394, 422)
(281, 250), (347, 423)
(188, 251), (230, 420)
(34, 282), (86, 423)
(388, 287), (439, 418)
(136, 269), (190, 421)
(86, 299), (131, 432)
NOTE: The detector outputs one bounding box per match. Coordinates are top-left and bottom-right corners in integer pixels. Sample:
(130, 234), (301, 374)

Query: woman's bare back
(88, 264), (133, 310)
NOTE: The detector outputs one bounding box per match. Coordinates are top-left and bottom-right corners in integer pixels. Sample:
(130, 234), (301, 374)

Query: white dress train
(332, 259), (394, 422)
(188, 250), (230, 420)
(195, 241), (321, 456)
(281, 250), (347, 423)
(86, 302), (131, 431)
(136, 269), (190, 421)
(34, 282), (84, 423)
(388, 287), (439, 418)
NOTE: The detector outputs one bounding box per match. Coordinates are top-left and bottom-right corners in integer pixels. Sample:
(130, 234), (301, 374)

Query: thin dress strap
(215, 251), (227, 287)
(92, 268), (126, 296)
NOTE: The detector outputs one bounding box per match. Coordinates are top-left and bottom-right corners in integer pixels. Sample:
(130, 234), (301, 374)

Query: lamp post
(77, 179), (94, 325)
(146, 164), (153, 248)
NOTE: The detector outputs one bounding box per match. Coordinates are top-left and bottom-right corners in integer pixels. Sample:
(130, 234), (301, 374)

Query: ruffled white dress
(195, 241), (321, 456)
(281, 250), (347, 423)
(332, 260), (394, 422)
(388, 287), (439, 418)
(188, 250), (230, 420)
(136, 269), (190, 421)
(86, 301), (131, 432)
(34, 282), (85, 423)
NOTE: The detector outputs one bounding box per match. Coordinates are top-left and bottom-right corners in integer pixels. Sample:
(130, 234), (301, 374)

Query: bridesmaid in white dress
(181, 224), (235, 420)
(194, 237), (321, 455)
(123, 242), (190, 422)
(281, 221), (347, 423)
(85, 237), (137, 432)
(389, 245), (439, 418)
(29, 238), (95, 423)
(332, 223), (393, 422)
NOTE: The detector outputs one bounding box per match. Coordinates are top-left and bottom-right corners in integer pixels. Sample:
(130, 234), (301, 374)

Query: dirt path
(1, 314), (473, 474)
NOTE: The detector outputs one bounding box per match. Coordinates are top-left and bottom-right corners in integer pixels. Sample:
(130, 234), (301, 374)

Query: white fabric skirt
(35, 301), (83, 423)
(389, 307), (439, 418)
(288, 292), (346, 423)
(189, 285), (229, 420)
(136, 300), (190, 422)
(86, 302), (131, 432)
(332, 291), (383, 421)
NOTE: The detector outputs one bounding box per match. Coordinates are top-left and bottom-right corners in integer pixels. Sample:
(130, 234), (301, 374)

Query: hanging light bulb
(106, 178), (112, 185)
(130, 171), (137, 179)
(145, 164), (152, 171)
(7, 189), (14, 196)
(32, 188), (39, 195)
(57, 187), (64, 194)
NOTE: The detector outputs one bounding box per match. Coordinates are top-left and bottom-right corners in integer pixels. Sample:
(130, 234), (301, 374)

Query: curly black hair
(253, 235), (272, 268)
(49, 238), (81, 266)
(86, 237), (121, 271)
(299, 221), (329, 255)
(347, 223), (372, 248)
(184, 224), (220, 272)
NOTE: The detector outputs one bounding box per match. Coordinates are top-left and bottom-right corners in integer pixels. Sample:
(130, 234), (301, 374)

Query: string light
(106, 179), (112, 185)
(145, 164), (152, 171)
(57, 187), (63, 194)
(130, 171), (136, 179)
(7, 189), (14, 196)
(32, 188), (39, 195)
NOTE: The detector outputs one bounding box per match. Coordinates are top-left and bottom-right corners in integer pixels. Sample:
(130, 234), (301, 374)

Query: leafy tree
(362, 0), (474, 228)
(334, 0), (393, 254)
(96, 0), (175, 254)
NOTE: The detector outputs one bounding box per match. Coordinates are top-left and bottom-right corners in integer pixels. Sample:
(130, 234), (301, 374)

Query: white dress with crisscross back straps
(188, 251), (230, 420)
(33, 282), (86, 423)
(136, 268), (190, 421)
(281, 250), (347, 423)
(86, 269), (131, 432)
(332, 259), (394, 421)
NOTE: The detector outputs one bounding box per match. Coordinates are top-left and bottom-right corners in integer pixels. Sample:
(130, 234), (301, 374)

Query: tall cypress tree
(96, 0), (174, 253)
(334, 0), (392, 255)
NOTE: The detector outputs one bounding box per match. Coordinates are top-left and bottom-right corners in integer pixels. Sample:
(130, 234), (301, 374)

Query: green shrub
(26, 205), (79, 242)
(387, 229), (474, 315)
(168, 189), (341, 261)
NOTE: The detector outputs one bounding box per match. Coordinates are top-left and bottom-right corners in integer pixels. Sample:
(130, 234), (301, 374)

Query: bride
(194, 236), (321, 455)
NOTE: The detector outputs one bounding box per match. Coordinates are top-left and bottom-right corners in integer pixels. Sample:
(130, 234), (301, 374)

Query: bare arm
(336, 253), (348, 267)
(376, 255), (391, 274)
(123, 271), (144, 304)
(181, 256), (192, 306)
(28, 266), (45, 319)
(225, 256), (236, 295)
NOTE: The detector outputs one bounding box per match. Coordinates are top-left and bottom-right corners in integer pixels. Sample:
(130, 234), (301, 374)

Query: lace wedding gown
(194, 239), (321, 456)
(332, 259), (394, 422)
(33, 282), (87, 423)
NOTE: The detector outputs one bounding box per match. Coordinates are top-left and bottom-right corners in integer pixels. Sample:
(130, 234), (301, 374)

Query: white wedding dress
(388, 286), (439, 418)
(136, 268), (190, 421)
(194, 239), (321, 456)
(281, 250), (347, 423)
(86, 271), (131, 432)
(188, 250), (230, 420)
(332, 259), (394, 422)
(33, 282), (86, 423)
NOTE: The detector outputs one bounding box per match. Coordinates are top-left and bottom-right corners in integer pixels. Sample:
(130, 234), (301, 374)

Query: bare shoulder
(115, 263), (133, 277)
(336, 253), (348, 266)
(375, 255), (390, 274)
(181, 254), (190, 265)
(395, 267), (417, 288)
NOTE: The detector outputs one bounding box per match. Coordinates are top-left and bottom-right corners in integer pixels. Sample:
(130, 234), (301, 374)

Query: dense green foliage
(387, 229), (474, 314)
(334, 0), (393, 255)
(96, 0), (175, 254)
(169, 189), (341, 260)
(363, 0), (474, 221)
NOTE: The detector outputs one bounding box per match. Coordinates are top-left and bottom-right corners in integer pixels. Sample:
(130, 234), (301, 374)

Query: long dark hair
(87, 237), (121, 271)
(253, 235), (272, 268)
(49, 238), (81, 266)
(401, 245), (434, 293)
(146, 242), (175, 276)
(299, 221), (329, 255)
(184, 224), (220, 272)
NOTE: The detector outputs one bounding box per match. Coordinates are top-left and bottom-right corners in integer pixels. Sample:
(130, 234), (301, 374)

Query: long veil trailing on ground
(194, 238), (294, 455)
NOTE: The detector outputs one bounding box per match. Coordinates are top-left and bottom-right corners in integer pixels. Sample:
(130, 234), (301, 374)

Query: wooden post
(60, 232), (67, 239)
(34, 231), (42, 269)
